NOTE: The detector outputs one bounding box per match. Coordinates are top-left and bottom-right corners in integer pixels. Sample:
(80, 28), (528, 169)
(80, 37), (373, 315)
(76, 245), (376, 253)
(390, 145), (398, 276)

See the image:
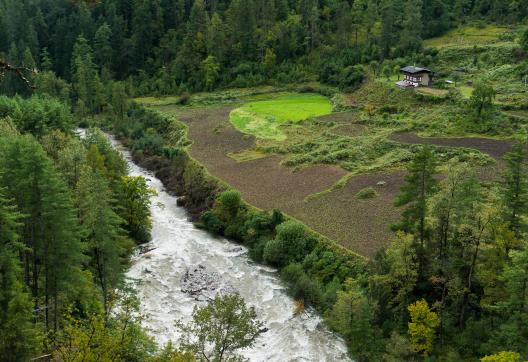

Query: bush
(241, 210), (281, 244)
(281, 263), (305, 284)
(291, 274), (323, 306)
(133, 129), (165, 155)
(356, 187), (379, 199)
(178, 92), (191, 105)
(263, 221), (313, 267)
(263, 238), (283, 265)
(340, 65), (365, 92)
(215, 190), (242, 222)
(201, 210), (223, 234)
(248, 239), (269, 262)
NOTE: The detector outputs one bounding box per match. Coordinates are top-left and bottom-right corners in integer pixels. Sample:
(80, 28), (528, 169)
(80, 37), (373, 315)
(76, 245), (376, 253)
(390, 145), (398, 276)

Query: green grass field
(423, 24), (511, 49)
(229, 93), (333, 141)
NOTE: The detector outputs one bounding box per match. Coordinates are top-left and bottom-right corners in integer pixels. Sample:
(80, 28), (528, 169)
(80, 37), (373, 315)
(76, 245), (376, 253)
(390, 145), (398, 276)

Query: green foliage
(481, 351), (521, 362)
(355, 187), (379, 199)
(177, 294), (263, 362)
(520, 28), (528, 51)
(202, 56), (220, 91)
(0, 95), (74, 137)
(76, 164), (133, 313)
(52, 285), (157, 362)
(0, 187), (41, 361)
(469, 81), (496, 121)
(320, 64), (365, 91)
(407, 299), (440, 356)
(500, 141), (528, 236)
(121, 176), (156, 243)
(0, 134), (87, 331)
(393, 146), (438, 246)
(0, 109), (158, 360)
(327, 279), (383, 361)
(263, 221), (312, 267)
(340, 65), (365, 92)
(215, 190), (242, 222)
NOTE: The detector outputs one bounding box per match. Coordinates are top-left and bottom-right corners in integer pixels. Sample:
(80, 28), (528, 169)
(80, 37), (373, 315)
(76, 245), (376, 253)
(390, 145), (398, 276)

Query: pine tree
(0, 186), (40, 361)
(94, 23), (113, 71)
(71, 35), (99, 113)
(76, 164), (132, 314)
(40, 47), (53, 72)
(400, 0), (423, 53)
(393, 146), (438, 247)
(0, 135), (86, 331)
(501, 141), (528, 236)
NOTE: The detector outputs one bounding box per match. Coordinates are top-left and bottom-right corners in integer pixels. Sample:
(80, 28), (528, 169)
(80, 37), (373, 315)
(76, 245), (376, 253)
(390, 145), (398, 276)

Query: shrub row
(110, 106), (368, 354)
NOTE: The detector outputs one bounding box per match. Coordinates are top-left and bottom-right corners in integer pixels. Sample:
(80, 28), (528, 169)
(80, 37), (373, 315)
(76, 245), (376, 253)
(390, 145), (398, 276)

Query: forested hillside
(1, 0), (527, 97)
(0, 103), (160, 359)
(2, 0), (528, 361)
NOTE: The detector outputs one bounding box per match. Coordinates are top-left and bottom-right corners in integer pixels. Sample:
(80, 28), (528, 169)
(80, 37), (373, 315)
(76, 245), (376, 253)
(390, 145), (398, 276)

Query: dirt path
(390, 132), (512, 159)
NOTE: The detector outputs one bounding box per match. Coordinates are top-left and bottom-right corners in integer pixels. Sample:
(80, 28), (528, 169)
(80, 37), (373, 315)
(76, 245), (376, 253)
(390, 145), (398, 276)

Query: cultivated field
(229, 93), (332, 141)
(148, 90), (512, 256)
(137, 25), (526, 256)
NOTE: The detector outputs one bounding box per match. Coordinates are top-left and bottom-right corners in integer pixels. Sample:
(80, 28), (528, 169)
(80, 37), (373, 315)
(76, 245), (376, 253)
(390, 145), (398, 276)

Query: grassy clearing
(135, 95), (182, 106)
(458, 85), (474, 98)
(229, 93), (332, 140)
(416, 87), (449, 97)
(424, 24), (512, 49)
(227, 149), (269, 162)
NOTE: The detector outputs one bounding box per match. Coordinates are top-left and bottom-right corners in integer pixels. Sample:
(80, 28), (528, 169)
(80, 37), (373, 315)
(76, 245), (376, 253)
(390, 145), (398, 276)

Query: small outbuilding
(396, 66), (434, 88)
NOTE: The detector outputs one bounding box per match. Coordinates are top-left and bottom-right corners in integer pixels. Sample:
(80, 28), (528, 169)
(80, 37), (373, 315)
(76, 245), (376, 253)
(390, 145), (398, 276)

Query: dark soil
(288, 171), (405, 257)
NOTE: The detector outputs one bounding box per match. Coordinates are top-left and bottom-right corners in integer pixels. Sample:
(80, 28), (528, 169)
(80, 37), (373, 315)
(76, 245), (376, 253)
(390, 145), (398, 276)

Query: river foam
(107, 136), (351, 361)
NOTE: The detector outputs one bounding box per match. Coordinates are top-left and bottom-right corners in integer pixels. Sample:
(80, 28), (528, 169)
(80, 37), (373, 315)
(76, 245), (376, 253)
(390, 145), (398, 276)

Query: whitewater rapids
(108, 136), (350, 361)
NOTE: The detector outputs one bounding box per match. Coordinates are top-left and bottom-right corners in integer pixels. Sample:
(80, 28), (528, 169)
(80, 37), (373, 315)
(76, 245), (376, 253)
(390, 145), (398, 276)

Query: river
(107, 136), (351, 361)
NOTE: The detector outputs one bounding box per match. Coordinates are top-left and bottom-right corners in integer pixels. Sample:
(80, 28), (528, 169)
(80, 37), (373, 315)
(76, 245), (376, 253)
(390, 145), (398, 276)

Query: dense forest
(1, 0), (528, 361)
(1, 0), (527, 97)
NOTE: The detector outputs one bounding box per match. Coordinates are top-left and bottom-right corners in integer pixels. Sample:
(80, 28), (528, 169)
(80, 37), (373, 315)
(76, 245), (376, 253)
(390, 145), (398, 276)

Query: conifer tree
(0, 136), (86, 331)
(76, 163), (132, 314)
(0, 186), (40, 361)
(393, 146), (438, 248)
(501, 141), (528, 236)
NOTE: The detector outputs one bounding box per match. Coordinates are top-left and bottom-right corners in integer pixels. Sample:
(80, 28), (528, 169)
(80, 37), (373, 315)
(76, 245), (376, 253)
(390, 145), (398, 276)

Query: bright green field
(229, 93), (333, 141)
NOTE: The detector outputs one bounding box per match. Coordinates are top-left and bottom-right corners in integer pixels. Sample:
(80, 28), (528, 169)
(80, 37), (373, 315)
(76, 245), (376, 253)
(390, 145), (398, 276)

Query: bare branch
(0, 59), (37, 89)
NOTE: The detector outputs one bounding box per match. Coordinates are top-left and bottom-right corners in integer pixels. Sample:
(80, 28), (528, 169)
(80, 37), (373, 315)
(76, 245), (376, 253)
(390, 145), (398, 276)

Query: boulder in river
(181, 264), (239, 301)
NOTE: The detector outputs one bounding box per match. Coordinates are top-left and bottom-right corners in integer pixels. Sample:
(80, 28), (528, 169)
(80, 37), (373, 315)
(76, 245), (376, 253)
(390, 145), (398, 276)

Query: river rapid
(107, 136), (350, 361)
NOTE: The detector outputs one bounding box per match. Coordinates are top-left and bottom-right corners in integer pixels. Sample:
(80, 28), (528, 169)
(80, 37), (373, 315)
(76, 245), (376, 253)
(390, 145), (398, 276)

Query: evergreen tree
(501, 141), (528, 236)
(393, 146), (438, 248)
(76, 164), (132, 314)
(94, 23), (113, 71)
(0, 135), (86, 331)
(0, 186), (40, 361)
(400, 0), (423, 53)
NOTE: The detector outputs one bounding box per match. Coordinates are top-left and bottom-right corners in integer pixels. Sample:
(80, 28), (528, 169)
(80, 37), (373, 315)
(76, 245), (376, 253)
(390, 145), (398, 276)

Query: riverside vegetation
(1, 0), (528, 361)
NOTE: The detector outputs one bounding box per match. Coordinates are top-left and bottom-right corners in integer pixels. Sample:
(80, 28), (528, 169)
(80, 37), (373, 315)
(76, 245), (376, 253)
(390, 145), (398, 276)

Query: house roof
(400, 66), (433, 74)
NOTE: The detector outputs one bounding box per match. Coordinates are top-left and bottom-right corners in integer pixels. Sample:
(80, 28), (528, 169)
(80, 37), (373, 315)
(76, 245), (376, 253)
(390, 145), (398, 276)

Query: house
(396, 66), (434, 88)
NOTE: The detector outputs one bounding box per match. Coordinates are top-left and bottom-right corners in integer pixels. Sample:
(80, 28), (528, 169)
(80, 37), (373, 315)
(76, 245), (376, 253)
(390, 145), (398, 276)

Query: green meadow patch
(227, 149), (269, 162)
(423, 24), (512, 49)
(229, 93), (333, 141)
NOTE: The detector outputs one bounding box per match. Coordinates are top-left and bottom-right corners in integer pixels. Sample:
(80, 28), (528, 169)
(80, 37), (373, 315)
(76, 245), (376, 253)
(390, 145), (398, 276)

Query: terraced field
(149, 88), (515, 257)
